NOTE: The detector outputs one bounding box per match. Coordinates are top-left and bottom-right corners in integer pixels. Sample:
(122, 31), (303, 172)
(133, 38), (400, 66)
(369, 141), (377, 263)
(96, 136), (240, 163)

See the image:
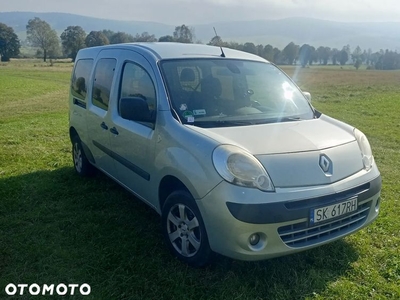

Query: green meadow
(0, 60), (399, 299)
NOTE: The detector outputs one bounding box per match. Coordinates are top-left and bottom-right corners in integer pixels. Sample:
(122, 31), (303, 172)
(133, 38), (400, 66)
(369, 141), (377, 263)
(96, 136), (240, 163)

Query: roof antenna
(213, 27), (225, 58)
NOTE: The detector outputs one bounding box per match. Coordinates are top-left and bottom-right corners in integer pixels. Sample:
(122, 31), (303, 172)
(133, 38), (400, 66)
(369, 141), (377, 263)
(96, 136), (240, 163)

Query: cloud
(1, 0), (400, 24)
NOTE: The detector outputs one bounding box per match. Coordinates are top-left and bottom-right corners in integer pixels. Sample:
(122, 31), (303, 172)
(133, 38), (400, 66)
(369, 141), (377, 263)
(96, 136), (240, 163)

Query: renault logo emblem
(319, 154), (332, 175)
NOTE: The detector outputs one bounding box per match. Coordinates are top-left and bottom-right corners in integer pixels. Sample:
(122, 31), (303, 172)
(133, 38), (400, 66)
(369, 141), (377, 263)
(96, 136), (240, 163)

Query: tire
(161, 190), (214, 267)
(72, 135), (94, 177)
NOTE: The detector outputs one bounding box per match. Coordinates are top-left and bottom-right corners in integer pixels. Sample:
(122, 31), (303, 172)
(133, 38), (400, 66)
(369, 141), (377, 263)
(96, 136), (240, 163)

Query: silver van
(69, 43), (381, 267)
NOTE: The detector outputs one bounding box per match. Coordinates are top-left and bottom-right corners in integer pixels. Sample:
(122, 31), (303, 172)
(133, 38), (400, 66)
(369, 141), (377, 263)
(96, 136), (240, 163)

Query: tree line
(0, 17), (399, 70)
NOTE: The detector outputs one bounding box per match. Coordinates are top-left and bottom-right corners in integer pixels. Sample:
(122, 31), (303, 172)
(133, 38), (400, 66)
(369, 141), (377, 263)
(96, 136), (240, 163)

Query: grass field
(0, 60), (399, 299)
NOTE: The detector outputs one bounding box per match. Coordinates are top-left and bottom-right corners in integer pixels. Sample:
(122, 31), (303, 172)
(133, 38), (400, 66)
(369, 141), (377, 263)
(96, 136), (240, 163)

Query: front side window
(92, 58), (116, 110)
(161, 59), (314, 127)
(119, 62), (156, 116)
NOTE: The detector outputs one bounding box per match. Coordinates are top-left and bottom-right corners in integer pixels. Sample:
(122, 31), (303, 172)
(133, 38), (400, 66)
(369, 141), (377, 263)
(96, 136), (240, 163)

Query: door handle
(100, 122), (108, 130)
(110, 127), (119, 135)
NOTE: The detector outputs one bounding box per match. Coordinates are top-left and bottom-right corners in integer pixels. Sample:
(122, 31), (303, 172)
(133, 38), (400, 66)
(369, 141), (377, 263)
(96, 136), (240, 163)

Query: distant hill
(195, 18), (400, 51)
(0, 12), (175, 41)
(1, 12), (400, 51)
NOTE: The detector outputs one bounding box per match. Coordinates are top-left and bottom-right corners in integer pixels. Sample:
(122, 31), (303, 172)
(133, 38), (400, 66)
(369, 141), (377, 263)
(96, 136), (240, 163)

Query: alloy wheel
(166, 203), (201, 257)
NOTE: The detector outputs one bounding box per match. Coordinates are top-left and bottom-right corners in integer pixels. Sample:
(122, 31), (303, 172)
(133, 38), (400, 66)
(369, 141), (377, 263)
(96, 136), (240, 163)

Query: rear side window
(92, 58), (117, 110)
(71, 59), (93, 100)
(120, 62), (156, 112)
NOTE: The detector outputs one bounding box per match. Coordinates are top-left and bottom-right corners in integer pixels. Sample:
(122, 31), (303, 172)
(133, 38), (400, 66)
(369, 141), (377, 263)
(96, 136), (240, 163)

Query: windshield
(160, 59), (314, 127)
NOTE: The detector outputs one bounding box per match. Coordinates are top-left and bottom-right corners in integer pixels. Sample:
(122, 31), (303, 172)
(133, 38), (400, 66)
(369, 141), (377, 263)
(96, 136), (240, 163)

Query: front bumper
(196, 167), (381, 261)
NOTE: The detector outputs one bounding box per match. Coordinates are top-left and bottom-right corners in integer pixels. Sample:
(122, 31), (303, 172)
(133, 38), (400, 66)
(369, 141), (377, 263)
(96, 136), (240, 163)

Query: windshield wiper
(244, 116), (303, 125)
(279, 116), (302, 122)
(192, 120), (255, 127)
(188, 116), (303, 127)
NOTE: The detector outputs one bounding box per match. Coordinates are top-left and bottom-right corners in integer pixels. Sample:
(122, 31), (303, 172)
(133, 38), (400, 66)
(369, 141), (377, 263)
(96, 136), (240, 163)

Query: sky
(1, 0), (400, 25)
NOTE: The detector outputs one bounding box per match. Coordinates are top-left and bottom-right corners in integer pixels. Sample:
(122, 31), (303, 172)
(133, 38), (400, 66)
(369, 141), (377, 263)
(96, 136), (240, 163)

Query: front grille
(278, 201), (371, 248)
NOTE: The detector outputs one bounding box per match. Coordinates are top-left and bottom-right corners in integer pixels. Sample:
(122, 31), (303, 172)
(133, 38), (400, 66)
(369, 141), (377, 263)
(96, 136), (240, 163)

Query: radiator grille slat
(278, 202), (371, 248)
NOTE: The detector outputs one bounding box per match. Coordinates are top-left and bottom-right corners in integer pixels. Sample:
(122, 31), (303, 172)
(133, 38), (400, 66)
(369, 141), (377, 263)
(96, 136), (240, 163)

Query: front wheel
(161, 190), (214, 267)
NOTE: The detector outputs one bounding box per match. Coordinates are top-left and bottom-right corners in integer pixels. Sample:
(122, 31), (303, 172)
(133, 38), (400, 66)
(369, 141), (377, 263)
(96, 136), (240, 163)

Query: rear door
(86, 52), (117, 176)
(69, 58), (93, 145)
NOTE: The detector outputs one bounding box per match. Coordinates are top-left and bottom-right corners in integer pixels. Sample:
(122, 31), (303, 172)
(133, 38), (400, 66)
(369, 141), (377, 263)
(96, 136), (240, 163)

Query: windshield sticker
(182, 111), (193, 118)
(182, 111), (195, 123)
(193, 109), (206, 116)
(179, 103), (188, 111)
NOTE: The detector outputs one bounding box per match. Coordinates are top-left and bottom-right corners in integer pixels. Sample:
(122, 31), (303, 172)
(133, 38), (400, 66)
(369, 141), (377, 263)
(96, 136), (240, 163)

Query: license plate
(310, 197), (358, 225)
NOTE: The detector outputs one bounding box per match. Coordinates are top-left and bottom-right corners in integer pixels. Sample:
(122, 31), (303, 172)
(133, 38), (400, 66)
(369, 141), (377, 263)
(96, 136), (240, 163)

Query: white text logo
(5, 283), (91, 296)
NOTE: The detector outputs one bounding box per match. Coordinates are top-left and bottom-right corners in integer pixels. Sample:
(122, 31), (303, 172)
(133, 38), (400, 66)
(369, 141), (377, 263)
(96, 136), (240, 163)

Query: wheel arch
(158, 175), (190, 211)
(69, 126), (95, 165)
(69, 126), (79, 142)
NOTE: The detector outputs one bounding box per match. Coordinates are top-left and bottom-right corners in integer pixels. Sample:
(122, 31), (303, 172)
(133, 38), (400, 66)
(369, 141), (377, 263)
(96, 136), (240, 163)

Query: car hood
(187, 115), (364, 187)
(188, 115), (355, 154)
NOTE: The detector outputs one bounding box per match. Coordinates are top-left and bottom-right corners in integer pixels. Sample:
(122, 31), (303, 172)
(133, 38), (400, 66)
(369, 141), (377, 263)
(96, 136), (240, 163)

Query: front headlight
(354, 128), (374, 171)
(212, 145), (275, 192)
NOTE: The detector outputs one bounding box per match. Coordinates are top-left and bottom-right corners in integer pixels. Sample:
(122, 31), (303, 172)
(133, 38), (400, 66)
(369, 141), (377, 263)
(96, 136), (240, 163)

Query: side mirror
(303, 91), (312, 103)
(120, 97), (154, 123)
